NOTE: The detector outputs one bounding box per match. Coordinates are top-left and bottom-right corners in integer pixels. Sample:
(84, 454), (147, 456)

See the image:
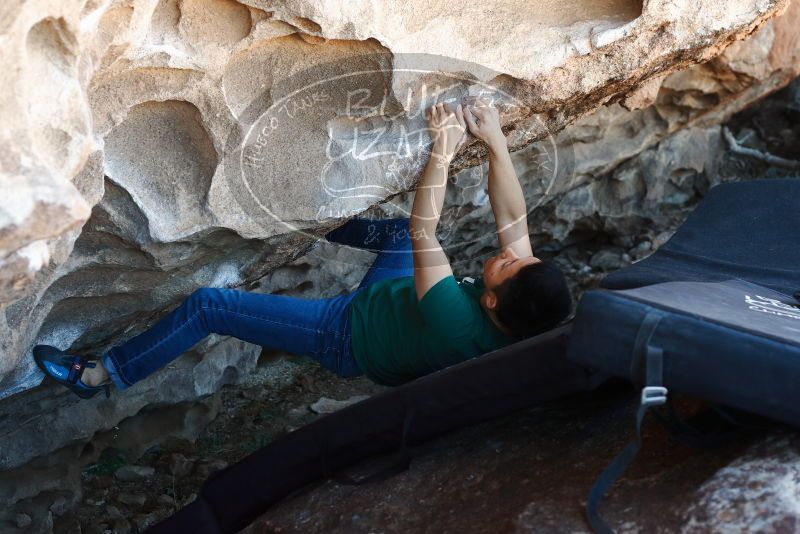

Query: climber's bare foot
(82, 362), (110, 387)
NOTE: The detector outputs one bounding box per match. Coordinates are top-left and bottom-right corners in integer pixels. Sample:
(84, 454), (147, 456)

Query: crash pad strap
(629, 310), (664, 388)
(587, 310), (665, 534)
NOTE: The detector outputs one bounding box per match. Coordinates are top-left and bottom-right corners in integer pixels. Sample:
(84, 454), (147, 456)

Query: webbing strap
(67, 359), (82, 384)
(587, 310), (665, 534)
(629, 311), (664, 388)
(64, 356), (95, 384)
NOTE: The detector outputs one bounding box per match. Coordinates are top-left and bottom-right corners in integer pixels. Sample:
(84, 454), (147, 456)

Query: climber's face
(482, 247), (541, 292)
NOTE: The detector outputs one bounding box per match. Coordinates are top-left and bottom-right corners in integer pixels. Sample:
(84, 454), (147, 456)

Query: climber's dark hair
(491, 259), (572, 338)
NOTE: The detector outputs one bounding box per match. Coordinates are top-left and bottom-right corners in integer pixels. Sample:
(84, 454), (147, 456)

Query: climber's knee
(186, 287), (224, 310)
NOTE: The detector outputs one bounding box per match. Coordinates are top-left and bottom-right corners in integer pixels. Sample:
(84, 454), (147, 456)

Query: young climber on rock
(33, 98), (572, 399)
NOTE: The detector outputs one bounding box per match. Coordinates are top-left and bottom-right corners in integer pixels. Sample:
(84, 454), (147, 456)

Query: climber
(33, 97), (572, 399)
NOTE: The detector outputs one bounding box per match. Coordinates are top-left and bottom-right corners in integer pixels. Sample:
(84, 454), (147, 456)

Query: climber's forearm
(410, 144), (453, 300)
(410, 144), (449, 236)
(487, 140), (527, 223)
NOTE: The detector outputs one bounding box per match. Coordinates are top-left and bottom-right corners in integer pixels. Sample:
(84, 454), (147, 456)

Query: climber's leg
(325, 216), (414, 288)
(325, 216), (412, 253)
(355, 218), (414, 289)
(102, 287), (364, 390)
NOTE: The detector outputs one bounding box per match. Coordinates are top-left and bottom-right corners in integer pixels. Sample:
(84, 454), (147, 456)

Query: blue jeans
(102, 217), (414, 390)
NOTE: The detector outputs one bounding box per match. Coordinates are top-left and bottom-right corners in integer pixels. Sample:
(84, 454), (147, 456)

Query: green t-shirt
(347, 274), (522, 386)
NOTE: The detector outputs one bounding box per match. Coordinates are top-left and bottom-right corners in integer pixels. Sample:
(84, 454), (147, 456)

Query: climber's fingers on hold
(455, 104), (466, 130)
(427, 103), (440, 123)
(464, 106), (478, 131)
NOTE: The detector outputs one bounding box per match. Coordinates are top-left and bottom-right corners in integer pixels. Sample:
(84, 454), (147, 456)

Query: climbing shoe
(33, 345), (111, 399)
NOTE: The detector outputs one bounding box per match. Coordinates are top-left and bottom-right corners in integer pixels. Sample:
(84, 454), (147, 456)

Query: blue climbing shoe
(33, 345), (111, 399)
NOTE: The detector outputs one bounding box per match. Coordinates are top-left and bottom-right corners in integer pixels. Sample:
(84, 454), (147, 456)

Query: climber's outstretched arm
(464, 99), (534, 258)
(410, 101), (467, 302)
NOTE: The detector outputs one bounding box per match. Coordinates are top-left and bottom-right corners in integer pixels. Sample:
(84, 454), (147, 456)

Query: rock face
(684, 434), (800, 533)
(0, 0), (793, 399)
(2, 0), (800, 523)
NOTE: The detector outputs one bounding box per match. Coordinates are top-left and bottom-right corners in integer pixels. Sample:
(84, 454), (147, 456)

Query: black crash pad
(568, 178), (800, 425)
(149, 325), (598, 533)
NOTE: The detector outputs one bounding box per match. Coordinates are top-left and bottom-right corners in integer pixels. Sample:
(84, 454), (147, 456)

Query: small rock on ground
(15, 513), (32, 528)
(589, 249), (628, 271)
(111, 518), (132, 534)
(105, 504), (124, 520)
(167, 453), (194, 477)
(114, 465), (156, 481)
(194, 459), (228, 478)
(83, 522), (109, 534)
(49, 496), (71, 517)
(117, 493), (146, 507)
(310, 395), (370, 414)
(157, 494), (176, 506)
(132, 512), (160, 532)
